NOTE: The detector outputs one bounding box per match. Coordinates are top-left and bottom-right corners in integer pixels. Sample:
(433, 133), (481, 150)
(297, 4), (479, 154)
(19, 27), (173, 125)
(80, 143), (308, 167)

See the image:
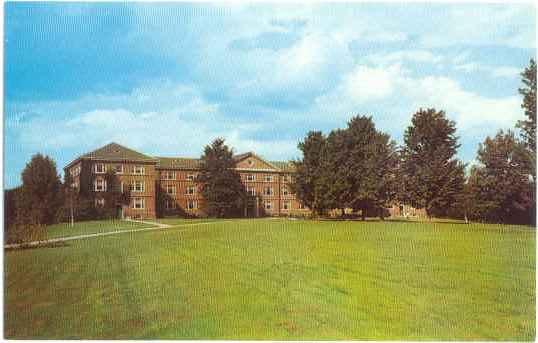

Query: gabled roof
(156, 157), (202, 170)
(65, 142), (157, 169)
(269, 160), (296, 172)
(81, 142), (156, 162)
(232, 151), (282, 171)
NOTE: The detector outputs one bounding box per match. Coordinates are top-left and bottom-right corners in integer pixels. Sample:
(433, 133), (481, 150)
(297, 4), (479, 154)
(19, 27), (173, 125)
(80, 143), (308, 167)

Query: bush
(5, 223), (46, 244)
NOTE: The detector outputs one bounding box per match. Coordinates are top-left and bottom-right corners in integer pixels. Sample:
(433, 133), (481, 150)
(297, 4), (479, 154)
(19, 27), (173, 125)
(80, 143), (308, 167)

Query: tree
(517, 59), (536, 157)
(101, 170), (131, 218)
(325, 116), (399, 220)
(400, 108), (466, 218)
(198, 138), (247, 218)
(20, 154), (62, 225)
(467, 130), (534, 224)
(291, 131), (332, 216)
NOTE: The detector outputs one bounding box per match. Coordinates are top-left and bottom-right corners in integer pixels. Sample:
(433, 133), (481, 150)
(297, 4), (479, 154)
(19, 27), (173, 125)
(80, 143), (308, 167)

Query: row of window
(164, 199), (196, 210)
(94, 163), (145, 175)
(95, 197), (147, 209)
(247, 187), (289, 196)
(94, 179), (145, 193)
(161, 171), (196, 181)
(263, 200), (302, 210)
(245, 174), (291, 182)
(165, 185), (196, 195)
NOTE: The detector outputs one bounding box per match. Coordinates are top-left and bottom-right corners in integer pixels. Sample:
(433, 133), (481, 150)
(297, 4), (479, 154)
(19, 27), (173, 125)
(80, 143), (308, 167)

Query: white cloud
(367, 50), (444, 66)
(454, 63), (522, 78)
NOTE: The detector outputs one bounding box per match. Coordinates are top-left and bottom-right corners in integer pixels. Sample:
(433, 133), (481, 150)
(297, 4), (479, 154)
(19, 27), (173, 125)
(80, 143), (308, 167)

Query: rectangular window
(114, 164), (123, 174)
(94, 163), (105, 174)
(264, 175), (273, 182)
(186, 186), (196, 195)
(186, 174), (195, 181)
(132, 181), (145, 192)
(187, 200), (196, 210)
(120, 181), (124, 193)
(166, 184), (176, 195)
(162, 171), (176, 180)
(246, 174), (255, 181)
(133, 166), (145, 175)
(133, 198), (145, 209)
(95, 198), (105, 207)
(265, 201), (272, 210)
(264, 187), (273, 196)
(94, 178), (106, 192)
(283, 200), (290, 210)
(282, 187), (289, 196)
(283, 174), (291, 182)
(165, 199), (177, 209)
(299, 203), (305, 209)
(247, 188), (256, 196)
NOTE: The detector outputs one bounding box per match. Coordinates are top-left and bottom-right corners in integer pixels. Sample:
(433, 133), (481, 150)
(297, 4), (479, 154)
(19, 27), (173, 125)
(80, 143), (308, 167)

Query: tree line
(292, 59), (536, 225)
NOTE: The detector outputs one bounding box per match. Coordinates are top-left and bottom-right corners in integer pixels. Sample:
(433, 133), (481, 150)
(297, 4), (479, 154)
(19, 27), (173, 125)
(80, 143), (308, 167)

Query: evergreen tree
(517, 59), (536, 158)
(20, 154), (62, 225)
(198, 138), (247, 218)
(292, 131), (332, 216)
(400, 108), (466, 218)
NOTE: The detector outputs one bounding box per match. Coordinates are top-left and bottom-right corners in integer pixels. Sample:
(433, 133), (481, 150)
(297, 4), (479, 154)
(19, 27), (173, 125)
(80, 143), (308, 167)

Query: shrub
(5, 223), (46, 244)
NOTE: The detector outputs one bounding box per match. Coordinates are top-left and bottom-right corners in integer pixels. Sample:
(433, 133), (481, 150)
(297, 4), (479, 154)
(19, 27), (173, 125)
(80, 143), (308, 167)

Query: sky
(4, 2), (536, 188)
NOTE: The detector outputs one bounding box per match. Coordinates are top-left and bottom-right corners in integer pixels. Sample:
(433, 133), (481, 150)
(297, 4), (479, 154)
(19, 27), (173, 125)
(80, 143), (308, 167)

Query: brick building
(64, 142), (309, 219)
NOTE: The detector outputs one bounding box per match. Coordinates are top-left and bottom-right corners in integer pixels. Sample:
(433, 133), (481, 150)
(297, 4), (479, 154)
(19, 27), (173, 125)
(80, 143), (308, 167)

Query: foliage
(466, 130), (534, 224)
(19, 154), (63, 225)
(400, 108), (466, 217)
(291, 131), (332, 216)
(516, 58), (536, 157)
(5, 222), (46, 244)
(198, 138), (247, 218)
(4, 186), (23, 232)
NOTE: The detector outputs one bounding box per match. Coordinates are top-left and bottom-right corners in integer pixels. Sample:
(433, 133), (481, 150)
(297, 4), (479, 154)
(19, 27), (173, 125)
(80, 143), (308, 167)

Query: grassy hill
(4, 219), (535, 339)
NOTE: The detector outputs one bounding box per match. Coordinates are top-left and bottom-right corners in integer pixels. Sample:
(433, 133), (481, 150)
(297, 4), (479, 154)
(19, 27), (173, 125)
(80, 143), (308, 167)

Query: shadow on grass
(5, 241), (70, 251)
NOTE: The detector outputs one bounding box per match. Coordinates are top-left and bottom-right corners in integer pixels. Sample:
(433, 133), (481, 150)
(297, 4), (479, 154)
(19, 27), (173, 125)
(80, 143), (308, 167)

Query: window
(133, 165), (145, 175)
(94, 163), (105, 174)
(282, 187), (289, 196)
(246, 174), (255, 181)
(166, 184), (176, 195)
(120, 182), (124, 193)
(95, 198), (105, 207)
(114, 164), (123, 174)
(162, 171), (176, 180)
(70, 165), (81, 177)
(186, 174), (195, 181)
(264, 187), (273, 196)
(282, 200), (290, 210)
(299, 203), (305, 210)
(132, 181), (145, 192)
(187, 200), (196, 210)
(186, 186), (196, 195)
(283, 174), (291, 182)
(165, 199), (177, 209)
(94, 178), (106, 192)
(133, 198), (145, 209)
(247, 188), (256, 196)
(264, 175), (273, 182)
(265, 201), (272, 210)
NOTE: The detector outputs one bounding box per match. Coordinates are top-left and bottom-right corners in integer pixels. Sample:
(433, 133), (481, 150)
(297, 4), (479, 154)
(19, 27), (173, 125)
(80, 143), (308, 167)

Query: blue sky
(4, 2), (536, 188)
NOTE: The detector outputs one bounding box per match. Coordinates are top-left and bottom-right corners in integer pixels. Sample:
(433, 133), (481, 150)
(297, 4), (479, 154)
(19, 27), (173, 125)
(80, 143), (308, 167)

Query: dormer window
(94, 163), (105, 174)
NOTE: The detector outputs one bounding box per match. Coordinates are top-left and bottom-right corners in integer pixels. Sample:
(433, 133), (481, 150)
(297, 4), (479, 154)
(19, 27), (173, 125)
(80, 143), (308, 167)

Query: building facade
(64, 142), (308, 219)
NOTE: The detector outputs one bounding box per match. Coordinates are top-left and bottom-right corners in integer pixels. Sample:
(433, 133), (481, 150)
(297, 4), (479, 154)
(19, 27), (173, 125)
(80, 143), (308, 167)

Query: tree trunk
(361, 209), (366, 221)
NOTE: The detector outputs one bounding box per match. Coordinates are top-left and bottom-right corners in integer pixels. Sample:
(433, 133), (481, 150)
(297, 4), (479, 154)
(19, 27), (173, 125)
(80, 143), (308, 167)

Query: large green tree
(292, 131), (332, 216)
(198, 138), (247, 218)
(400, 108), (466, 218)
(20, 154), (63, 225)
(467, 130), (533, 224)
(325, 116), (399, 220)
(517, 59), (536, 157)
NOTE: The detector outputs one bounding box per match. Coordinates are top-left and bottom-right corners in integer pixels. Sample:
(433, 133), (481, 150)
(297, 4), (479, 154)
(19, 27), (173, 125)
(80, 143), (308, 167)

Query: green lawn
(5, 219), (535, 339)
(45, 219), (154, 239)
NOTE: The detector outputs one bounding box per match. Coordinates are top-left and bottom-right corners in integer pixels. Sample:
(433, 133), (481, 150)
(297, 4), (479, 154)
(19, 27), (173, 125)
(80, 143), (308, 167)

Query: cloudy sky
(4, 2), (536, 188)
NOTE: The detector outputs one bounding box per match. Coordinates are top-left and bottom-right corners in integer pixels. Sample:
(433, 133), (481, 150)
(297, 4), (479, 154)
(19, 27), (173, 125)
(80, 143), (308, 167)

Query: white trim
(132, 181), (145, 193)
(94, 163), (105, 174)
(186, 186), (196, 195)
(133, 197), (145, 209)
(187, 200), (196, 210)
(166, 184), (176, 195)
(94, 178), (107, 192)
(133, 165), (145, 175)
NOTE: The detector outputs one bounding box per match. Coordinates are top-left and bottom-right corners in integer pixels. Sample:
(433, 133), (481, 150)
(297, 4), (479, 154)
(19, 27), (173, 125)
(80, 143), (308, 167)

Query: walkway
(4, 219), (219, 250)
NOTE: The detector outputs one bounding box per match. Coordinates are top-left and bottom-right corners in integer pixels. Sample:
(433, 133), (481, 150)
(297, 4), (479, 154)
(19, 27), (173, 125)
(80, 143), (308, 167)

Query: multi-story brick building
(64, 142), (309, 219)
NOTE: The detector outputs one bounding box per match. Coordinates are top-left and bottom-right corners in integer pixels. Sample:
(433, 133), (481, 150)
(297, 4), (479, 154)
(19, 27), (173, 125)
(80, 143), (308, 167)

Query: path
(4, 219), (220, 250)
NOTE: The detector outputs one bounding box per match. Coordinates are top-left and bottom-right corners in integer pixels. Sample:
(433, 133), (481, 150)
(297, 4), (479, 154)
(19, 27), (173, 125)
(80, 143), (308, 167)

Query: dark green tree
(400, 108), (466, 218)
(101, 169), (131, 218)
(325, 116), (399, 220)
(198, 138), (247, 218)
(291, 131), (332, 216)
(467, 130), (534, 224)
(20, 154), (62, 225)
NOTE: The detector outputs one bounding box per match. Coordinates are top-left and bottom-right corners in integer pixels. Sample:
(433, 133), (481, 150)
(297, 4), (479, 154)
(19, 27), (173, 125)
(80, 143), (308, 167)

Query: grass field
(4, 218), (535, 339)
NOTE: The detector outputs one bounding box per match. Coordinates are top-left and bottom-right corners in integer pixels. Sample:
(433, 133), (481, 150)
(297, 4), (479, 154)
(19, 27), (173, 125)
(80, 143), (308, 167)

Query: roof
(156, 157), (202, 170)
(80, 142), (156, 162)
(269, 160), (296, 172)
